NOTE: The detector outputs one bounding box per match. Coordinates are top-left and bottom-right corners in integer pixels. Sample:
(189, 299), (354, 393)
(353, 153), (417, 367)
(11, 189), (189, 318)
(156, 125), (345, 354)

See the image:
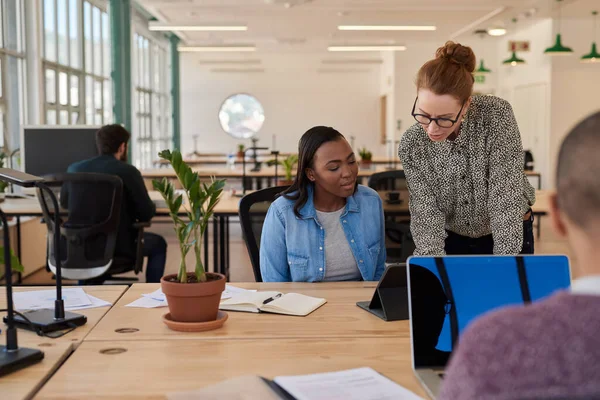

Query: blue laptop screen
(407, 255), (571, 368)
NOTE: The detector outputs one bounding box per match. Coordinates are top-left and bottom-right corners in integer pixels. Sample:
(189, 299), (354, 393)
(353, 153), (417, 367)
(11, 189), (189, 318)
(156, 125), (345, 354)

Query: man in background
(68, 124), (167, 283)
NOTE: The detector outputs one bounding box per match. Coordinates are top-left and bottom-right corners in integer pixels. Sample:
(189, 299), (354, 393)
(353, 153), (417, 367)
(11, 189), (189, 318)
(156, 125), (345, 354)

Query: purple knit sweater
(438, 292), (600, 400)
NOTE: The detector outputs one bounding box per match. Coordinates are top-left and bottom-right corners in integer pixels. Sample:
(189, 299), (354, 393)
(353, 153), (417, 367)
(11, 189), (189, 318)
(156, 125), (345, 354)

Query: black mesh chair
(238, 186), (289, 282)
(38, 173), (149, 284)
(367, 170), (407, 191)
(368, 170), (414, 263)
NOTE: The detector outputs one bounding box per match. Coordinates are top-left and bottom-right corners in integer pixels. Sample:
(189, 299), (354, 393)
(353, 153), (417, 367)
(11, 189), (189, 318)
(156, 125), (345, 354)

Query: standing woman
(399, 41), (535, 256)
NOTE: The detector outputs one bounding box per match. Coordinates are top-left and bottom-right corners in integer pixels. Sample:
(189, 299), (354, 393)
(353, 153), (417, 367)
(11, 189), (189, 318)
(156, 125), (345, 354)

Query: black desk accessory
(0, 205), (44, 377)
(236, 147), (269, 197)
(356, 263), (409, 321)
(0, 169), (87, 333)
(270, 151), (280, 183)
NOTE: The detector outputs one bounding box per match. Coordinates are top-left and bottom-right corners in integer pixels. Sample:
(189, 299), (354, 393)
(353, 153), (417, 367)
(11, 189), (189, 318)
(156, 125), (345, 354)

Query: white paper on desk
(125, 296), (167, 308)
(13, 288), (92, 311)
(139, 285), (250, 304)
(65, 294), (111, 311)
(273, 367), (424, 400)
(225, 284), (257, 295)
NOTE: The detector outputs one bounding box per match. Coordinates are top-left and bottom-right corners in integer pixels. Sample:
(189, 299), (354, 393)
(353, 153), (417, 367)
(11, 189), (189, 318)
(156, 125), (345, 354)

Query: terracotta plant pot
(237, 151), (245, 158)
(277, 179), (294, 186)
(361, 160), (372, 169)
(161, 272), (226, 323)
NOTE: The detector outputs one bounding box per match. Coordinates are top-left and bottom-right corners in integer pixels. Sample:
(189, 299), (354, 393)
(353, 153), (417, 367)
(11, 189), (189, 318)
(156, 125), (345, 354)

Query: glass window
(94, 79), (102, 110)
(93, 6), (101, 76)
(59, 71), (68, 105)
(70, 75), (79, 107)
(47, 109), (57, 125)
(59, 109), (68, 125)
(71, 111), (79, 124)
(46, 69), (56, 104)
(102, 12), (110, 77)
(44, 0), (57, 62)
(57, 0), (68, 65)
(69, 0), (79, 68)
(84, 2), (92, 72)
(85, 75), (93, 123)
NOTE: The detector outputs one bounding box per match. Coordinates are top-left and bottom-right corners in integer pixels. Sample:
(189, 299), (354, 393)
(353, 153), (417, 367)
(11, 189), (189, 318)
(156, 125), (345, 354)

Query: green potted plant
(0, 153), (8, 201)
(276, 154), (298, 186)
(236, 144), (245, 159)
(358, 147), (373, 168)
(152, 149), (227, 330)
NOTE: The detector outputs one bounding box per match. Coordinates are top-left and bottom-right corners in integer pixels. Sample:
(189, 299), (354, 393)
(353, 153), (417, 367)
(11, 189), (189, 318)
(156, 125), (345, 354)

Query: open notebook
(219, 291), (326, 316)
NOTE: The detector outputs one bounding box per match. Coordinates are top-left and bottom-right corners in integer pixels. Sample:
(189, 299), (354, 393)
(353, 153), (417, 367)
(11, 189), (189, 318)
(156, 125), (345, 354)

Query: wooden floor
(22, 215), (574, 285)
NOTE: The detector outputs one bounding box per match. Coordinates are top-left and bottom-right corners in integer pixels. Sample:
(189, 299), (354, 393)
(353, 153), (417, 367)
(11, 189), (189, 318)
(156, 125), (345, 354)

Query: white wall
(180, 53), (383, 156)
(495, 19), (553, 189)
(549, 18), (600, 188)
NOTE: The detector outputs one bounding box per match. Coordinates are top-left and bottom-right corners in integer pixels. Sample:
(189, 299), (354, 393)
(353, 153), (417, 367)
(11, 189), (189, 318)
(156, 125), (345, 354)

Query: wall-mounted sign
(509, 41), (530, 52)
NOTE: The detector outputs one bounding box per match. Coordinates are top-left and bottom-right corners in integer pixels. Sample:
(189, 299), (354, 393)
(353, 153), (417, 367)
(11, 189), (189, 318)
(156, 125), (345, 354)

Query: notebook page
(273, 367), (423, 400)
(261, 293), (326, 316)
(220, 291), (281, 310)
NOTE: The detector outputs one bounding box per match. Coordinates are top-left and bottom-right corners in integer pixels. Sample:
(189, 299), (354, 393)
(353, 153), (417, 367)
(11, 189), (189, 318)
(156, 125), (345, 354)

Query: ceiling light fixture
(327, 45), (406, 52)
(487, 27), (507, 36)
(545, 0), (573, 55)
(581, 11), (600, 63)
(178, 46), (256, 52)
(149, 23), (248, 32)
(338, 25), (436, 31)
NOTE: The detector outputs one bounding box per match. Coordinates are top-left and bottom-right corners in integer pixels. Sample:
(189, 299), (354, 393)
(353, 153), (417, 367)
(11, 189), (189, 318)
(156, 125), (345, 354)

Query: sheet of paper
(65, 294), (112, 311)
(273, 367), (424, 400)
(14, 288), (92, 311)
(225, 284), (257, 294)
(125, 296), (168, 308)
(140, 285), (247, 304)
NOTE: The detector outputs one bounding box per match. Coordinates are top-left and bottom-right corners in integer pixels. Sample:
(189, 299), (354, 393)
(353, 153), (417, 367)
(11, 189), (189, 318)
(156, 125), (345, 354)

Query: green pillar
(110, 0), (133, 161)
(170, 34), (181, 151)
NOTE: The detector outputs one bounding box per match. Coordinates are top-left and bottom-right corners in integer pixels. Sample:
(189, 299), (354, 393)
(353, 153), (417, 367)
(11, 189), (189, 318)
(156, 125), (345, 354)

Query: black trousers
(445, 214), (534, 255)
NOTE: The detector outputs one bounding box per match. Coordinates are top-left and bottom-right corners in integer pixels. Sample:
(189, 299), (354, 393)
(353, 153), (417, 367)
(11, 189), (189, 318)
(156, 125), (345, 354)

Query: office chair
(238, 186), (289, 282)
(38, 173), (149, 284)
(367, 170), (414, 263)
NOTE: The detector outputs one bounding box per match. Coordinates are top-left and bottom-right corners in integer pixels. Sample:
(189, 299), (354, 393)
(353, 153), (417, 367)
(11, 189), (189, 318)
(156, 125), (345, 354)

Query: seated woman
(260, 126), (386, 282)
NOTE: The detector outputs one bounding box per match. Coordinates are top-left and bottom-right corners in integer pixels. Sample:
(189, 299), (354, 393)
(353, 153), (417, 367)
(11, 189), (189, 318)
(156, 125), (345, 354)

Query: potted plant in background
(153, 149), (227, 332)
(276, 154), (298, 186)
(0, 152), (8, 202)
(236, 143), (245, 159)
(358, 147), (373, 169)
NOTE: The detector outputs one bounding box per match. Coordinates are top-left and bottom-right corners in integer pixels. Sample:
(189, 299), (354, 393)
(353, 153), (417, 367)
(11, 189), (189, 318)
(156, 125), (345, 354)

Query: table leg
(219, 216), (225, 278)
(213, 217), (218, 274)
(204, 223), (209, 272)
(16, 216), (22, 284)
(225, 216), (230, 280)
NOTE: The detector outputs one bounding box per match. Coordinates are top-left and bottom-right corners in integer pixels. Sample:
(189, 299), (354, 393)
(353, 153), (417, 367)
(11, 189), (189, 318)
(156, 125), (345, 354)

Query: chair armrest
(133, 221), (151, 229)
(133, 222), (150, 274)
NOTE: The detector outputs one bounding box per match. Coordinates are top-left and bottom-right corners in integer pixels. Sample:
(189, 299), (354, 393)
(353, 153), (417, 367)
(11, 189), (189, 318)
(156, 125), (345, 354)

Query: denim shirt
(260, 185), (386, 282)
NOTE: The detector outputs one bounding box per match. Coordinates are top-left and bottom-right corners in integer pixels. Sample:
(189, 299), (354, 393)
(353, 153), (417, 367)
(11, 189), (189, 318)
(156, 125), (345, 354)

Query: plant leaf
(0, 246), (24, 273)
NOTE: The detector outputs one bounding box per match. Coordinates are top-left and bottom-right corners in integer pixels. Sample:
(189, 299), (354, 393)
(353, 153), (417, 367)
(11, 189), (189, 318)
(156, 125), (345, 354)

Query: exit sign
(509, 41), (530, 52)
(474, 75), (486, 84)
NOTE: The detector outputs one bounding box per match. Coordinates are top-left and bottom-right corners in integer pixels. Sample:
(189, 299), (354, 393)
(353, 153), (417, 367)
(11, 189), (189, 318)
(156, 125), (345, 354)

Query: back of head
(96, 124), (131, 155)
(283, 126), (344, 216)
(416, 41), (476, 103)
(556, 112), (600, 232)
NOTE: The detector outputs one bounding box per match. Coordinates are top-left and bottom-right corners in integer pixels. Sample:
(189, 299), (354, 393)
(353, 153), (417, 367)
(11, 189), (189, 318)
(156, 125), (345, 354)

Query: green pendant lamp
(545, 0), (573, 55)
(581, 11), (600, 63)
(503, 51), (526, 66)
(473, 29), (492, 74)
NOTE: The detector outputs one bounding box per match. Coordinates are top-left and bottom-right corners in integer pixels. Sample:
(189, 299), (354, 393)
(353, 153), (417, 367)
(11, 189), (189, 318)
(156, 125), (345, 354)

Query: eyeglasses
(411, 97), (465, 128)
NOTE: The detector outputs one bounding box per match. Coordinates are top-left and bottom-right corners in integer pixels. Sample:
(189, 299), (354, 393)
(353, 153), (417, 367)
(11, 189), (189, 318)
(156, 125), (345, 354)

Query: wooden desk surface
(0, 286), (128, 346)
(0, 341), (72, 400)
(84, 282), (412, 342)
(36, 338), (428, 399)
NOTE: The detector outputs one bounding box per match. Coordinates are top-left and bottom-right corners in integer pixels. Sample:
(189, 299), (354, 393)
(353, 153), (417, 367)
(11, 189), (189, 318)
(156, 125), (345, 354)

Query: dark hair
(416, 41), (476, 104)
(95, 124), (130, 155)
(556, 111), (600, 231)
(282, 126), (345, 217)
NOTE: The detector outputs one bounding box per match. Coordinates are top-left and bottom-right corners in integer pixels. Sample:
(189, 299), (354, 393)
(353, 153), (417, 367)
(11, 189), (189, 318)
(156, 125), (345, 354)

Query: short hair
(556, 111), (600, 231)
(95, 124), (130, 155)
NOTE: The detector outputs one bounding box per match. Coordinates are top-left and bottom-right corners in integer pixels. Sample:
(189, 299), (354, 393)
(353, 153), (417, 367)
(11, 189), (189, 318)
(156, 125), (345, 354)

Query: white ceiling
(136, 0), (598, 53)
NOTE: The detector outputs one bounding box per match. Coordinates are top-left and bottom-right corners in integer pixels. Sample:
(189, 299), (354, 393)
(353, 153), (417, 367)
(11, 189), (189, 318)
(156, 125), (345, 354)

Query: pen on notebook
(262, 293), (282, 304)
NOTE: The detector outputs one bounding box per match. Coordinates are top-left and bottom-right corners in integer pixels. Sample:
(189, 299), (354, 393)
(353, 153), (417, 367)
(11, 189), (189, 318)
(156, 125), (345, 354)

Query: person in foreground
(399, 41), (535, 256)
(68, 124), (167, 283)
(439, 111), (600, 400)
(260, 126), (386, 282)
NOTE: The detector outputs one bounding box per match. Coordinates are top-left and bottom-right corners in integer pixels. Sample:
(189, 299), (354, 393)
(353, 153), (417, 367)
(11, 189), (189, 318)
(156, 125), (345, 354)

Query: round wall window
(218, 94), (265, 139)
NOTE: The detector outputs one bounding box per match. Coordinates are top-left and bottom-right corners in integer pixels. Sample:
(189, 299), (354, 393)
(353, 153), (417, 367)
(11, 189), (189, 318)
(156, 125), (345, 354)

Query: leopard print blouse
(398, 95), (536, 255)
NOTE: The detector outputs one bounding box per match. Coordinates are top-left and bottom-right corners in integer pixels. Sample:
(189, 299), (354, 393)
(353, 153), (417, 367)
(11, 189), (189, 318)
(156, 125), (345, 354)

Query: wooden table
(85, 282), (412, 342)
(0, 286), (128, 346)
(35, 337), (426, 399)
(0, 341), (72, 400)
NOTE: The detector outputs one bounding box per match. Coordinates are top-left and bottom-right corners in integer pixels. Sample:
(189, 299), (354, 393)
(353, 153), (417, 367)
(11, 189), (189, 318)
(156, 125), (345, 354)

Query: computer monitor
(21, 126), (100, 177)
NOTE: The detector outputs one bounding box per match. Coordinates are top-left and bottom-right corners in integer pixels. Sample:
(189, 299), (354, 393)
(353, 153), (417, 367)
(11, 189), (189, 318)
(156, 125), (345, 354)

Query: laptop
(407, 255), (571, 399)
